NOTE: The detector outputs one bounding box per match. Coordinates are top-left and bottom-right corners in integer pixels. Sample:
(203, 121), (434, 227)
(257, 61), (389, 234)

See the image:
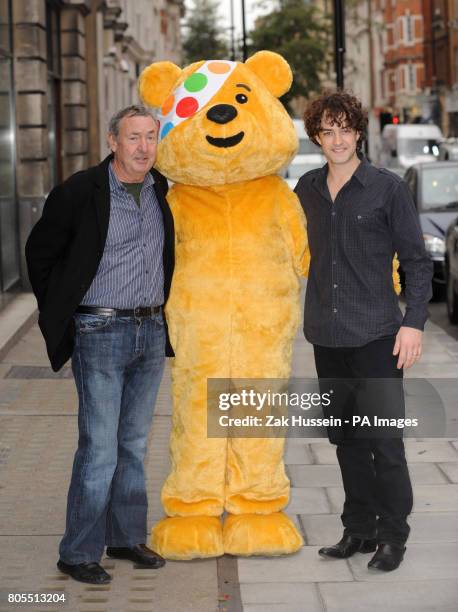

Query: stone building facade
(0, 0), (184, 300)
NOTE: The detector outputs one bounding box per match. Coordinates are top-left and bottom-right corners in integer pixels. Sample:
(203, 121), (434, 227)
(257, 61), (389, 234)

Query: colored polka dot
(207, 61), (231, 74)
(176, 96), (199, 118)
(161, 122), (174, 140)
(184, 73), (208, 92)
(161, 95), (175, 116)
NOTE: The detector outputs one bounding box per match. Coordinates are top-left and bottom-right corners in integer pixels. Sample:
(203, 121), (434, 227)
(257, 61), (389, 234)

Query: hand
(392, 327), (423, 369)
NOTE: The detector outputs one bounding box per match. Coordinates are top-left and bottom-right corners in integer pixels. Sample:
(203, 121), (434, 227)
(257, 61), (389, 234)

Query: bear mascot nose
(206, 104), (238, 124)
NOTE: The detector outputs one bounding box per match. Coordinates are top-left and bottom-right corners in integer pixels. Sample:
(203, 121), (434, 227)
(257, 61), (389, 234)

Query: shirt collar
(108, 161), (155, 194)
(315, 153), (372, 188)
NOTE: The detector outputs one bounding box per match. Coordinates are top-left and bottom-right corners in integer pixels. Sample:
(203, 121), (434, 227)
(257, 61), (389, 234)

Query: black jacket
(25, 154), (175, 371)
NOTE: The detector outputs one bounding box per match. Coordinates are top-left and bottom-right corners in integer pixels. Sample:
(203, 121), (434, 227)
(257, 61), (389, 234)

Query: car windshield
(399, 139), (440, 157)
(298, 139), (321, 155)
(421, 166), (458, 210)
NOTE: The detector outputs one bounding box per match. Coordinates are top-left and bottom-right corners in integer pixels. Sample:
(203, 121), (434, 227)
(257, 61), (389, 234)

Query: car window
(399, 139), (440, 157)
(421, 166), (458, 210)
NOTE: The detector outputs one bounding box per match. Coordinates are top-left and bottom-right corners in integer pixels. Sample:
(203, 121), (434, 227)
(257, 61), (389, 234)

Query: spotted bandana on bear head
(157, 60), (237, 142)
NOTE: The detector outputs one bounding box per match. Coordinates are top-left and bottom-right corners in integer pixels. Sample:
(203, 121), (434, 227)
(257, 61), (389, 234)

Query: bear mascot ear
(138, 61), (182, 108)
(245, 50), (293, 98)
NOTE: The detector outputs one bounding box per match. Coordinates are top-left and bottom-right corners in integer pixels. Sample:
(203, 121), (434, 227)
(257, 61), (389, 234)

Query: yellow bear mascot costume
(139, 51), (307, 560)
(139, 51), (401, 561)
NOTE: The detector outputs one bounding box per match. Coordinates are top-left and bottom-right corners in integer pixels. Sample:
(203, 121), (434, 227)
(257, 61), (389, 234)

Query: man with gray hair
(26, 105), (174, 584)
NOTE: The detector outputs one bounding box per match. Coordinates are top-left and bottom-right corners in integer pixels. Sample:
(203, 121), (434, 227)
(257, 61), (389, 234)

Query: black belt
(76, 305), (162, 318)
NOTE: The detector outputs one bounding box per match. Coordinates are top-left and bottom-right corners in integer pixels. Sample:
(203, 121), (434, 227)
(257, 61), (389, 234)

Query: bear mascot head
(138, 51), (298, 185)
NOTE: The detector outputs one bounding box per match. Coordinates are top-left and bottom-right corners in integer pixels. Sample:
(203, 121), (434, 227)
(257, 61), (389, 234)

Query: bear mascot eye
(235, 93), (248, 104)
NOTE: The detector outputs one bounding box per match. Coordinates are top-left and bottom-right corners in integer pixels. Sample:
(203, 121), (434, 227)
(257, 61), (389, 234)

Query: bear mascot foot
(151, 516), (224, 560)
(223, 512), (303, 556)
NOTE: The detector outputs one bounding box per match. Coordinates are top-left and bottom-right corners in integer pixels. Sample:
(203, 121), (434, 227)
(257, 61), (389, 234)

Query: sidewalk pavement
(0, 294), (457, 612)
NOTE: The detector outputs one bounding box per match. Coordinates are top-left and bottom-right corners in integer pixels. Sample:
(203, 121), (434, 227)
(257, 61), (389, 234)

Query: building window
(407, 63), (416, 92)
(386, 24), (394, 49)
(405, 14), (413, 44)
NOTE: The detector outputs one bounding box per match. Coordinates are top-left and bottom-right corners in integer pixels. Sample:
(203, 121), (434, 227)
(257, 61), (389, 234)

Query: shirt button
(333, 308), (338, 313)
(332, 260), (336, 265)
(145, 270), (149, 274)
(357, 215), (362, 219)
(331, 211), (336, 216)
(333, 284), (338, 288)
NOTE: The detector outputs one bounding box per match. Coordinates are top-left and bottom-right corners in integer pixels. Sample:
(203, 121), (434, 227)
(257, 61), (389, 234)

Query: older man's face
(109, 114), (158, 182)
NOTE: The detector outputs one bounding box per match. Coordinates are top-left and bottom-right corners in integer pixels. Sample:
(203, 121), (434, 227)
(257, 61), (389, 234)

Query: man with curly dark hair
(294, 91), (433, 572)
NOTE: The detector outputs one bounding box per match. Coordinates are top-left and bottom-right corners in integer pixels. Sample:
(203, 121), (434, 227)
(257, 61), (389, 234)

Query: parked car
(285, 119), (325, 189)
(438, 138), (458, 161)
(445, 216), (458, 323)
(380, 124), (442, 169)
(404, 161), (458, 300)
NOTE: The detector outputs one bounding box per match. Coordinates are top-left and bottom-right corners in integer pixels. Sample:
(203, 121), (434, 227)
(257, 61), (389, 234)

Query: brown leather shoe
(106, 544), (166, 568)
(319, 535), (377, 559)
(57, 560), (112, 584)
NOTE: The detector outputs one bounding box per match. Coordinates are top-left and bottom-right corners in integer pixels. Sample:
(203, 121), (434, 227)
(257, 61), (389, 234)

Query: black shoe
(57, 560), (112, 584)
(319, 535), (377, 559)
(368, 543), (406, 571)
(106, 544), (166, 568)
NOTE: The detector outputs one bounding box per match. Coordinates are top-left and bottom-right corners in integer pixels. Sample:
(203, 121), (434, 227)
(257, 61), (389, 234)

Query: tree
(182, 0), (228, 64)
(249, 0), (331, 107)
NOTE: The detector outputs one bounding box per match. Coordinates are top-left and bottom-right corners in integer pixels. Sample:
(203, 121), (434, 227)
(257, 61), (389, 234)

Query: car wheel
(446, 273), (458, 324)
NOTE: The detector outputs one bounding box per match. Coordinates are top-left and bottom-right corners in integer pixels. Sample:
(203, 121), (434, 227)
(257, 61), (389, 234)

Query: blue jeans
(59, 311), (165, 564)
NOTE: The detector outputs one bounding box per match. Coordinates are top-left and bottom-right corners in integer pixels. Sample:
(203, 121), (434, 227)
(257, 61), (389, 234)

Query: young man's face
(108, 114), (158, 181)
(316, 113), (360, 166)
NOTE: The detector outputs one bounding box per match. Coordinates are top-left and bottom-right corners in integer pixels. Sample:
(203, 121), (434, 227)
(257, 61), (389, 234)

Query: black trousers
(313, 336), (413, 545)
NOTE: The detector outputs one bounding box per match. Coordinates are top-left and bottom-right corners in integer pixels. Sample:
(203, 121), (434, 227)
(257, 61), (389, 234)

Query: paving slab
(290, 462), (447, 488)
(238, 547), (353, 583)
(0, 293), (37, 362)
(0, 379), (78, 415)
(240, 582), (322, 610)
(405, 440), (458, 462)
(319, 579), (458, 612)
(0, 535), (218, 612)
(284, 441), (314, 465)
(438, 462), (458, 483)
(407, 364), (458, 377)
(411, 484), (458, 512)
(285, 487), (331, 514)
(347, 542), (458, 581)
(310, 439), (458, 465)
(326, 484), (458, 514)
(289, 464), (342, 487)
(243, 605), (320, 612)
(309, 442), (338, 465)
(301, 512), (458, 546)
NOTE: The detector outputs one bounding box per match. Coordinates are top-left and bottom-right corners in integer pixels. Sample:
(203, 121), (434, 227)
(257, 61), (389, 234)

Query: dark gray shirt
(294, 157), (433, 347)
